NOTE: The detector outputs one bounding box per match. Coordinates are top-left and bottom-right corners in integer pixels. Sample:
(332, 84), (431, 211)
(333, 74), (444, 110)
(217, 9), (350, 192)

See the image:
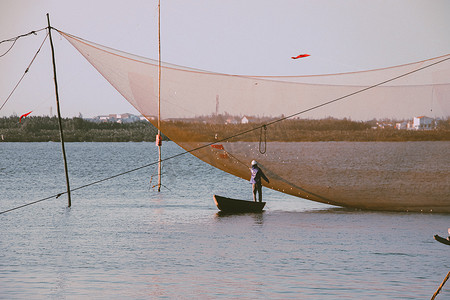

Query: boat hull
(434, 235), (450, 246)
(213, 195), (265, 213)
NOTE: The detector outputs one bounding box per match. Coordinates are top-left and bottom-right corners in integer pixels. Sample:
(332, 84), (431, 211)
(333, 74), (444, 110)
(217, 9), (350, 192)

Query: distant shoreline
(0, 116), (164, 142)
(1, 116), (449, 142)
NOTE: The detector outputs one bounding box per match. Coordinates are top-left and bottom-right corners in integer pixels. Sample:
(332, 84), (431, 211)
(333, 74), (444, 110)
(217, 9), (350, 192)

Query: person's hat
(251, 160), (257, 166)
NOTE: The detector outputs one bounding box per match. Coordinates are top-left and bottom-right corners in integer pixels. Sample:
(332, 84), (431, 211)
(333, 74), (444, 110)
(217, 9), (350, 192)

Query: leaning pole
(47, 13), (72, 207)
(157, 0), (162, 192)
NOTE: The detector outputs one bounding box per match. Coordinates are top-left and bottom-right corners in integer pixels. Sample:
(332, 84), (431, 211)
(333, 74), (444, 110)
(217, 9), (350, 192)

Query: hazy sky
(0, 0), (449, 117)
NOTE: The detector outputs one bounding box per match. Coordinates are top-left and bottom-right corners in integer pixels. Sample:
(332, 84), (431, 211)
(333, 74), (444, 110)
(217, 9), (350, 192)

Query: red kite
(291, 54), (310, 59)
(19, 111), (32, 123)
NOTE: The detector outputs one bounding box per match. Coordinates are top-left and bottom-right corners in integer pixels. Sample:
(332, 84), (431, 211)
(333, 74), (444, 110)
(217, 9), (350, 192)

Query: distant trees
(0, 116), (162, 142)
(436, 118), (450, 130)
(162, 117), (450, 142)
(0, 116), (448, 142)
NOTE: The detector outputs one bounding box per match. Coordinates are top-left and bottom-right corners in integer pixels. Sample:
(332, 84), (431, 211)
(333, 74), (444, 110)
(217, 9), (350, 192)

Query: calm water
(0, 142), (449, 299)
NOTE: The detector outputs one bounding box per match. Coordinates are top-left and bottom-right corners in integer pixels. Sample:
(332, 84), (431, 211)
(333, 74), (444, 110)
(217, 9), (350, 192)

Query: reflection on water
(215, 211), (266, 225)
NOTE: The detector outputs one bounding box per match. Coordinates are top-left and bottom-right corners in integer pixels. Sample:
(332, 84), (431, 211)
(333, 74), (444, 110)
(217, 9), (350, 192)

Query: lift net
(61, 31), (450, 212)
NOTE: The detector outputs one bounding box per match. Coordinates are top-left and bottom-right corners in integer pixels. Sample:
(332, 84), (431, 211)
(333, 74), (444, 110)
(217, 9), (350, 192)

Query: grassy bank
(163, 118), (450, 142)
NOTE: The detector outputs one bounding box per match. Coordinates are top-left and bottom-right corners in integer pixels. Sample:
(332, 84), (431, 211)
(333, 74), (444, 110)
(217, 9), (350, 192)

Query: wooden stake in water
(157, 0), (162, 192)
(47, 13), (72, 207)
(431, 270), (450, 300)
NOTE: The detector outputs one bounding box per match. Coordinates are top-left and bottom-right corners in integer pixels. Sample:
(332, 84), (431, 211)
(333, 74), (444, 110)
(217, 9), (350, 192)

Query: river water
(0, 142), (449, 299)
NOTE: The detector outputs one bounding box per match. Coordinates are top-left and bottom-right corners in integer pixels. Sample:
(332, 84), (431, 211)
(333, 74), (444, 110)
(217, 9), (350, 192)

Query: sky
(0, 0), (449, 118)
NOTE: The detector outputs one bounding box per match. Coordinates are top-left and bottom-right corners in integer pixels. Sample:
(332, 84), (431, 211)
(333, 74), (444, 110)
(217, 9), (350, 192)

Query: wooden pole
(47, 14), (72, 207)
(431, 270), (450, 300)
(157, 0), (162, 192)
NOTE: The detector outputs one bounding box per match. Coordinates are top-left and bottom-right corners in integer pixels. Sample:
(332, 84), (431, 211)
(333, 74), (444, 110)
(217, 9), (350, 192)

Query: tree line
(1, 116), (449, 142)
(163, 117), (450, 142)
(0, 116), (163, 142)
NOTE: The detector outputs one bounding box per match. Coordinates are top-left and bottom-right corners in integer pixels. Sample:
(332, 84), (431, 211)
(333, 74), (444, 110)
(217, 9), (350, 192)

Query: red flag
(211, 144), (225, 150)
(19, 111), (32, 123)
(211, 144), (229, 158)
(291, 54), (310, 59)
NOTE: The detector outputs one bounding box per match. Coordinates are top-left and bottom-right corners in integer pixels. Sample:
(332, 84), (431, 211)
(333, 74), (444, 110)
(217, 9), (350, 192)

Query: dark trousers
(252, 183), (262, 202)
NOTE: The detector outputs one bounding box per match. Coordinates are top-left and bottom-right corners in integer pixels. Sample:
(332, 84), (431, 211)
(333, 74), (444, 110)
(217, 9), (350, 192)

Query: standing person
(250, 160), (269, 202)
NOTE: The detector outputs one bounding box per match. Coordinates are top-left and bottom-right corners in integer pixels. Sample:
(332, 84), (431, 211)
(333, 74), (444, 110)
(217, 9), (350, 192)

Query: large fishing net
(60, 31), (450, 212)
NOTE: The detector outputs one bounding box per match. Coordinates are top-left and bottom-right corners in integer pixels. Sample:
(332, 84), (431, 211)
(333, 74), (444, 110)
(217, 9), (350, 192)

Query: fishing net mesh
(61, 31), (450, 212)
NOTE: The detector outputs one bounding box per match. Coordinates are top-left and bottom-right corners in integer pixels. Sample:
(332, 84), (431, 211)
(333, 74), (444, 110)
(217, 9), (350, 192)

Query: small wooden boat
(213, 195), (265, 213)
(434, 235), (450, 246)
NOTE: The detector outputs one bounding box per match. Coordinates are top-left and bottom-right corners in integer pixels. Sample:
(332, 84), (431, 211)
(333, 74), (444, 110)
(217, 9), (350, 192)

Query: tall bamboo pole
(157, 0), (162, 192)
(431, 270), (450, 300)
(47, 14), (71, 207)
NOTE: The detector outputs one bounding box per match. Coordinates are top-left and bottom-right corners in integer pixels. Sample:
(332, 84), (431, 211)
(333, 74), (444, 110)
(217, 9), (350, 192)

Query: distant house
(241, 116), (257, 124)
(92, 113), (147, 123)
(413, 116), (434, 130)
(98, 115), (113, 122)
(116, 113), (140, 123)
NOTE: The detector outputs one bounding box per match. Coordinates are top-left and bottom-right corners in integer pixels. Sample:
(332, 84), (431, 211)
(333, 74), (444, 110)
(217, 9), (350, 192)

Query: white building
(241, 116), (257, 124)
(116, 113), (140, 123)
(93, 113), (147, 123)
(413, 116), (434, 130)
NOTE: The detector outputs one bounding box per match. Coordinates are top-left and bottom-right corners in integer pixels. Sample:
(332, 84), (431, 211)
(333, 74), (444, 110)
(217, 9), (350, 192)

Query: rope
(1, 43), (449, 215)
(0, 28), (46, 57)
(0, 194), (59, 215)
(0, 39), (18, 58)
(265, 55), (450, 128)
(0, 28), (46, 44)
(259, 125), (267, 154)
(0, 32), (49, 111)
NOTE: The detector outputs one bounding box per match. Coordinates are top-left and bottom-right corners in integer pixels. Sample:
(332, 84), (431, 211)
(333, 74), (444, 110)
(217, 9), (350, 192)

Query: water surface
(0, 142), (449, 299)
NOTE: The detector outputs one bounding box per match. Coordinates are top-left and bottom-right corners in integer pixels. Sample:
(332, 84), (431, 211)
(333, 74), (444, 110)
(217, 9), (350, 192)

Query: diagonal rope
(264, 55), (450, 127)
(0, 28), (47, 44)
(0, 28), (46, 57)
(0, 39), (19, 58)
(0, 32), (49, 111)
(0, 194), (59, 215)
